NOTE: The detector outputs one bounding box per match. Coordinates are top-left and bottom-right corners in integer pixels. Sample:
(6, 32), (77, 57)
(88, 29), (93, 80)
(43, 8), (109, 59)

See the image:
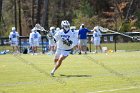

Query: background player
(92, 26), (102, 53)
(47, 26), (56, 54)
(9, 27), (19, 54)
(30, 27), (41, 55)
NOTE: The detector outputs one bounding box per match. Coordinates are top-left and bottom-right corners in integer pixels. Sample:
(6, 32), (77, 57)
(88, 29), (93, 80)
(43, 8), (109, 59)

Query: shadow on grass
(60, 74), (92, 78)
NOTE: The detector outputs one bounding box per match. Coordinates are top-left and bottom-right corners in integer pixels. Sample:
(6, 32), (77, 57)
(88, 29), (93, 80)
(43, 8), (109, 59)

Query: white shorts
(11, 41), (18, 46)
(73, 38), (78, 46)
(94, 39), (101, 46)
(55, 49), (71, 59)
(32, 41), (39, 46)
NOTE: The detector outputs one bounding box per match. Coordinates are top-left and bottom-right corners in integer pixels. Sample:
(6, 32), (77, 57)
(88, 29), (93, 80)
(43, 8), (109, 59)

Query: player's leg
(83, 39), (87, 54)
(51, 50), (69, 76)
(48, 40), (52, 53)
(96, 39), (102, 53)
(99, 40), (102, 52)
(53, 48), (61, 64)
(51, 55), (67, 76)
(94, 40), (98, 53)
(11, 41), (16, 53)
(32, 46), (35, 55)
(78, 40), (82, 54)
(35, 41), (39, 54)
(15, 41), (19, 53)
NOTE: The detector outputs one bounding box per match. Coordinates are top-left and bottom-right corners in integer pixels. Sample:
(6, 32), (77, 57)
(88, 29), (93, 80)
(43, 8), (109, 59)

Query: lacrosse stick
(98, 26), (139, 41)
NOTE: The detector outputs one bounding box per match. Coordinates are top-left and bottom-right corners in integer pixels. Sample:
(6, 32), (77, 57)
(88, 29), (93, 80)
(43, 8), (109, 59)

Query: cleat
(50, 72), (54, 77)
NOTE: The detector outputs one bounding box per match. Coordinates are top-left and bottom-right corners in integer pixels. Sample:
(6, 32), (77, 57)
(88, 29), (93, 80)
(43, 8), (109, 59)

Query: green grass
(1, 42), (140, 52)
(0, 51), (140, 93)
(89, 42), (140, 51)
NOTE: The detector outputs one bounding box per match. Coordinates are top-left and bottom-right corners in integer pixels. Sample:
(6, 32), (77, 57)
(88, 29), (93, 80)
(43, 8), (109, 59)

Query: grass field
(1, 42), (140, 52)
(0, 51), (140, 93)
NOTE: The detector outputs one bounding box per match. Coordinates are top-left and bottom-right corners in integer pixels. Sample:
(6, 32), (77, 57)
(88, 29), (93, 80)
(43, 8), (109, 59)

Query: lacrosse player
(50, 20), (75, 76)
(47, 26), (56, 54)
(92, 26), (102, 53)
(9, 27), (20, 54)
(70, 26), (79, 54)
(30, 27), (41, 55)
(29, 29), (34, 53)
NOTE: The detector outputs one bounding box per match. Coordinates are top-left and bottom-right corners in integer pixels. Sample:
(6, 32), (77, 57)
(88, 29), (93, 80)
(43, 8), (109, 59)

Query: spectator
(78, 24), (91, 54)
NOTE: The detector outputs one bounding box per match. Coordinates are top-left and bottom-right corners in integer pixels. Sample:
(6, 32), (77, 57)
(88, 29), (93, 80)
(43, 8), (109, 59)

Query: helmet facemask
(63, 25), (70, 31)
(61, 20), (70, 32)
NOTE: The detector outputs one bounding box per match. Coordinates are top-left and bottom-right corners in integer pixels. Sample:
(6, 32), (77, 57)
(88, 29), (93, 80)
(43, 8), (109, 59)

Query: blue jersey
(78, 28), (91, 39)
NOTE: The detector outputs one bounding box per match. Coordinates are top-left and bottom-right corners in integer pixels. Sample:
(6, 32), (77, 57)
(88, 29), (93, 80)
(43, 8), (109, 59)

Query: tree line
(0, 0), (140, 36)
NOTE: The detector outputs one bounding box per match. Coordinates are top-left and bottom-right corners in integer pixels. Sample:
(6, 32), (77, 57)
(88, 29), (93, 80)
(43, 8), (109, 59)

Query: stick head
(98, 26), (109, 32)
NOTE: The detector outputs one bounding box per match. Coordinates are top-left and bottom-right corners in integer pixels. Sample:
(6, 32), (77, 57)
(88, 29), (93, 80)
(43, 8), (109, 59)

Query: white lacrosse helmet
(31, 29), (34, 32)
(61, 20), (70, 31)
(12, 27), (16, 31)
(50, 26), (55, 31)
(70, 26), (76, 30)
(56, 27), (60, 31)
(35, 24), (41, 28)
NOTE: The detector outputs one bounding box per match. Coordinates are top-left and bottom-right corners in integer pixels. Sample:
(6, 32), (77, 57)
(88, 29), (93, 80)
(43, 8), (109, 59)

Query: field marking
(88, 86), (140, 93)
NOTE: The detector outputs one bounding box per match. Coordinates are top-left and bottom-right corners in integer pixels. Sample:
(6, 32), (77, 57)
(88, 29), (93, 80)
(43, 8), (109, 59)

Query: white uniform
(72, 30), (79, 47)
(9, 31), (19, 46)
(30, 31), (41, 46)
(48, 31), (56, 46)
(29, 32), (33, 46)
(92, 26), (102, 46)
(54, 29), (74, 58)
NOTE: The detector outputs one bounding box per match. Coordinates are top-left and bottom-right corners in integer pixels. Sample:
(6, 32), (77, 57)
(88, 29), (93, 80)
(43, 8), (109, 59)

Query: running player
(50, 20), (75, 76)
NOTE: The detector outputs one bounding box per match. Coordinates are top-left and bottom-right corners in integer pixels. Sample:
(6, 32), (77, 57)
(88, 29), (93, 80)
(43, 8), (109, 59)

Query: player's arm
(9, 33), (12, 43)
(38, 32), (41, 41)
(9, 34), (11, 40)
(53, 31), (60, 43)
(98, 30), (102, 37)
(16, 32), (20, 40)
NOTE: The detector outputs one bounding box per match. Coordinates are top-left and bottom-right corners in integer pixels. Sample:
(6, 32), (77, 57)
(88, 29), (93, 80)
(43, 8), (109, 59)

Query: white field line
(88, 86), (140, 93)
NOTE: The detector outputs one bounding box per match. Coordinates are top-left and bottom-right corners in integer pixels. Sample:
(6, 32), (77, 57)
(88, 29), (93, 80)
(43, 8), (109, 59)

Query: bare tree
(36, 0), (43, 24)
(0, 0), (3, 23)
(31, 0), (35, 26)
(43, 0), (49, 30)
(18, 0), (22, 36)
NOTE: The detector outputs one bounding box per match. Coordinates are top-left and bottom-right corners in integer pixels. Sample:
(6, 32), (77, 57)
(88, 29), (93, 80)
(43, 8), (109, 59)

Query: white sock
(51, 68), (56, 74)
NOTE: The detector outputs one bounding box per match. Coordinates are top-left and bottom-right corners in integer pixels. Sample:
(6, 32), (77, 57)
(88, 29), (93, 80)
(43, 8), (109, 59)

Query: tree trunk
(14, 0), (17, 29)
(43, 0), (49, 30)
(18, 0), (22, 36)
(31, 0), (35, 27)
(0, 0), (3, 23)
(36, 0), (43, 24)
